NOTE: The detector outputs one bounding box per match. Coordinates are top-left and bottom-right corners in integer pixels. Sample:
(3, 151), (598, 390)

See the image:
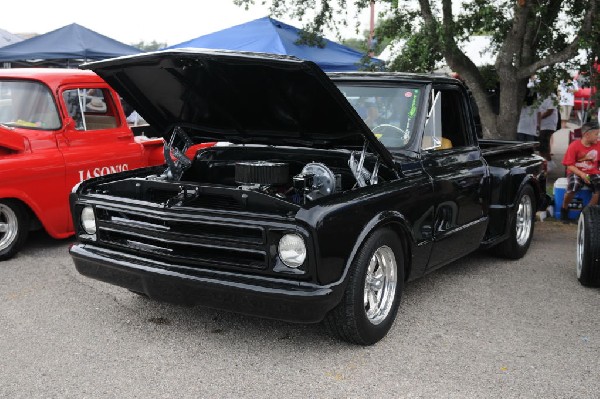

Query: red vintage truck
(0, 68), (165, 260)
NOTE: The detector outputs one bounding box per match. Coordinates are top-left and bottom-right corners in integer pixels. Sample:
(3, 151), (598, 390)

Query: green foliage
(374, 7), (443, 73)
(131, 40), (167, 51)
(386, 29), (443, 73)
(341, 33), (390, 55)
(234, 0), (600, 137)
(355, 54), (387, 72)
(457, 0), (510, 45)
(477, 65), (499, 92)
(533, 67), (563, 101)
(341, 37), (368, 52)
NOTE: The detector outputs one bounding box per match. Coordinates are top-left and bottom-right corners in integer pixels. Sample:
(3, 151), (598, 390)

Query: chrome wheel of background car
(0, 203), (18, 252)
(0, 200), (29, 261)
(576, 207), (600, 287)
(364, 245), (397, 325)
(515, 193), (532, 246)
(577, 214), (585, 279)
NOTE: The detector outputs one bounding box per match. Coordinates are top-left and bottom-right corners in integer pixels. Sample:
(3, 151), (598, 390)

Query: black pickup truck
(69, 50), (547, 345)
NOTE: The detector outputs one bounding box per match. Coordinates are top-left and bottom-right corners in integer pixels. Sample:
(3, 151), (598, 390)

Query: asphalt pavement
(1, 219), (599, 398)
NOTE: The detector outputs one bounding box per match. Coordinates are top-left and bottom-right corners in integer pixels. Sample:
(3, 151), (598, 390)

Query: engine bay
(181, 144), (393, 205)
(89, 141), (394, 212)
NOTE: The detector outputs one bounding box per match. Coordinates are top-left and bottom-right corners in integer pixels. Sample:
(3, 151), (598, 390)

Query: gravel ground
(1, 220), (598, 398)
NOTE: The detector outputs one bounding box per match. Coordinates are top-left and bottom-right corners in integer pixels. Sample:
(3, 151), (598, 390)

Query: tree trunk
(495, 76), (526, 141)
(455, 61), (526, 140)
(435, 0), (594, 140)
(467, 84), (499, 139)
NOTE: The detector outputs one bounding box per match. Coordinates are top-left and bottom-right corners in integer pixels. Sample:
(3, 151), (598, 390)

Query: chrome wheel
(364, 245), (397, 325)
(515, 194), (533, 246)
(577, 214), (585, 279)
(0, 203), (18, 252)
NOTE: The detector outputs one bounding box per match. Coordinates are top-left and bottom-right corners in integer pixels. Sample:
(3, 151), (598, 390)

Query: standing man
(517, 88), (539, 142)
(558, 78), (578, 129)
(538, 93), (559, 161)
(560, 122), (600, 221)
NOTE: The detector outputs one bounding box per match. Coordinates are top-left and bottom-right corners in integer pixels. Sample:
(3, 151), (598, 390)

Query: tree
(340, 31), (391, 55)
(131, 40), (167, 52)
(234, 0), (598, 139)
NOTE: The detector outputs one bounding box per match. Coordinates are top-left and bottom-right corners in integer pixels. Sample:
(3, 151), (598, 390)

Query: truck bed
(478, 139), (538, 156)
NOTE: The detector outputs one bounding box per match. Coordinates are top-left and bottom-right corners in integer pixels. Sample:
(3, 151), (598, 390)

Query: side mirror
(64, 116), (76, 131)
(422, 90), (442, 150)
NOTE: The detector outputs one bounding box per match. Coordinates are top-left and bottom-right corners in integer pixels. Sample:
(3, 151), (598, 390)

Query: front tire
(576, 206), (600, 287)
(0, 200), (30, 261)
(491, 185), (535, 259)
(325, 228), (404, 345)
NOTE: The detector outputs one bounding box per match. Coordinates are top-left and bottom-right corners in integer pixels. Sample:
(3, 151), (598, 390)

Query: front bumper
(70, 244), (343, 323)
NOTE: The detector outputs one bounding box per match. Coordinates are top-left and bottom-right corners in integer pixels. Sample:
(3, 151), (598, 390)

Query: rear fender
(485, 174), (540, 247)
(515, 174), (543, 211)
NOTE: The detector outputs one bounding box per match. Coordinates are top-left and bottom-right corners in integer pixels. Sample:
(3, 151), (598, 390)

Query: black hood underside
(83, 49), (393, 166)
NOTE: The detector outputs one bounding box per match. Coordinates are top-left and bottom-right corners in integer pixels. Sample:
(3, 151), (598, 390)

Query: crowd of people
(559, 121), (600, 222)
(518, 76), (600, 223)
(516, 76), (577, 161)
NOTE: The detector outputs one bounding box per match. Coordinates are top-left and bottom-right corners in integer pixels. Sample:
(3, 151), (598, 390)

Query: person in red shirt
(561, 121), (600, 221)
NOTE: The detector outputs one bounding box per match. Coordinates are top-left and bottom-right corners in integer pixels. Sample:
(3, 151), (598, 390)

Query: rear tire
(0, 200), (30, 261)
(491, 185), (535, 259)
(325, 228), (404, 345)
(576, 206), (600, 287)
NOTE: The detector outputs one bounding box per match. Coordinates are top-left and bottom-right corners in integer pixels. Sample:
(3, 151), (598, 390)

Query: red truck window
(62, 88), (119, 131)
(0, 80), (60, 130)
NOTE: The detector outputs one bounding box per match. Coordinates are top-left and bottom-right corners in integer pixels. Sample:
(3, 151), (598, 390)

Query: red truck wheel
(576, 206), (600, 287)
(0, 200), (30, 261)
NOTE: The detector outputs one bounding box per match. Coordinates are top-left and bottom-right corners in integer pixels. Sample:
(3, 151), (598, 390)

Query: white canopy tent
(0, 28), (23, 48)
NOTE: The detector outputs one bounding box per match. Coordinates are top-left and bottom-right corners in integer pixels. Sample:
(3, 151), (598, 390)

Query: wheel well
(382, 222), (412, 282)
(520, 180), (539, 212)
(0, 198), (41, 231)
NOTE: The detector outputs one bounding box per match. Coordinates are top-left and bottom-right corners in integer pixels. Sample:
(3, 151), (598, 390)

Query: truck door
(56, 86), (148, 229)
(421, 85), (489, 269)
(0, 79), (69, 236)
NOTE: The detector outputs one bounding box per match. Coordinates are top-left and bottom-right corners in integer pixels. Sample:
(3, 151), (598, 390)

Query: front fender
(317, 210), (426, 290)
(0, 188), (72, 239)
(135, 136), (165, 167)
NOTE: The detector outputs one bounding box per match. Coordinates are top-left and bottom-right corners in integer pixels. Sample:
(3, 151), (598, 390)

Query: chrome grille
(94, 206), (269, 270)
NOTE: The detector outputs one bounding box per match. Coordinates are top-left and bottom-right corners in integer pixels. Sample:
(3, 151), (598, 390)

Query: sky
(1, 0), (372, 47)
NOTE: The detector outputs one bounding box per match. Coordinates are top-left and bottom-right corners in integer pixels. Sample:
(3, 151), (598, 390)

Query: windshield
(335, 83), (423, 149)
(0, 80), (60, 130)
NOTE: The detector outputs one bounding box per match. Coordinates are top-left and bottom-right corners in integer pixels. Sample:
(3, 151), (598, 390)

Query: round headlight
(81, 206), (97, 234)
(278, 234), (306, 268)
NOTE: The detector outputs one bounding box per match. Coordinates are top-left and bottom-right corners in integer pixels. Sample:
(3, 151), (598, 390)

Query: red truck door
(0, 79), (69, 237)
(56, 86), (149, 229)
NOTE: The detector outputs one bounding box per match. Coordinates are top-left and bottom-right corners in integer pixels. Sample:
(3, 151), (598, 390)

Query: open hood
(82, 49), (394, 167)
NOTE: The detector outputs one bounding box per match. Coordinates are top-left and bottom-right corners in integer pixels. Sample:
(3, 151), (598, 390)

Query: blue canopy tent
(0, 23), (142, 65)
(167, 17), (382, 72)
